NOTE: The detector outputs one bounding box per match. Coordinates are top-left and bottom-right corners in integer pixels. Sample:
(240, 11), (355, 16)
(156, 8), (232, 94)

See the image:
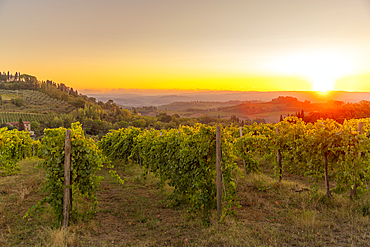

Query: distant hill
(81, 89), (370, 123)
(134, 95), (370, 124)
(157, 100), (255, 111)
(139, 96), (308, 123)
(81, 89), (370, 108)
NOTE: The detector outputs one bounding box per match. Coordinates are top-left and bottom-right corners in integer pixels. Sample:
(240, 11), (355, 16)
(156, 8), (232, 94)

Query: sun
(310, 70), (335, 93)
(267, 50), (354, 93)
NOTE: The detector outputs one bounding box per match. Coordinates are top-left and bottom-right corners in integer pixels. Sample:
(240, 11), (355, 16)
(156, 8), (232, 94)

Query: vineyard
(99, 125), (238, 222)
(236, 117), (370, 199)
(98, 117), (370, 204)
(0, 89), (71, 113)
(0, 112), (55, 124)
(2, 118), (370, 245)
(0, 127), (35, 175)
(4, 117), (370, 210)
(21, 90), (68, 107)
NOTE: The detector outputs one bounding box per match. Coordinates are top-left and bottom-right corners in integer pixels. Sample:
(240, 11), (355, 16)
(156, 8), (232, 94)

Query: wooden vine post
(216, 125), (222, 217)
(323, 151), (331, 197)
(321, 123), (332, 198)
(351, 121), (364, 200)
(276, 127), (282, 182)
(239, 127), (247, 175)
(63, 129), (72, 231)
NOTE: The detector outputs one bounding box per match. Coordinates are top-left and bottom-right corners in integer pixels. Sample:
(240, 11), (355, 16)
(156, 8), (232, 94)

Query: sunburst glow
(268, 50), (355, 92)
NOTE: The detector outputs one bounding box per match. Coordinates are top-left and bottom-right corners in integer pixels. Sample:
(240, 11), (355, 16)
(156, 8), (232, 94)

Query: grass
(1, 159), (370, 246)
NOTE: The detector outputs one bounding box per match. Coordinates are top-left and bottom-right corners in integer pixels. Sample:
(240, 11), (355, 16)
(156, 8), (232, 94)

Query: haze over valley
(82, 89), (370, 108)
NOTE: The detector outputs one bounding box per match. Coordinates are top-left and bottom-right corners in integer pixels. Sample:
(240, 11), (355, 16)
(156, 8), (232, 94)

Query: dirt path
(82, 166), (203, 246)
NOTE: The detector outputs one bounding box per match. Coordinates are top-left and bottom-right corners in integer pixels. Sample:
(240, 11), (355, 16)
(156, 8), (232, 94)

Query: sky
(1, 0), (370, 92)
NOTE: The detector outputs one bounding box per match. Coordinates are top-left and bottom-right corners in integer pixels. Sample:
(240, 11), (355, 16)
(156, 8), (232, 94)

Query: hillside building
(6, 121), (34, 136)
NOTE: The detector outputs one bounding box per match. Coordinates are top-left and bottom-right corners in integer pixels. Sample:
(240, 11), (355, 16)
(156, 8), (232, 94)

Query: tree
(50, 116), (63, 128)
(154, 121), (162, 130)
(132, 119), (146, 128)
(88, 97), (97, 104)
(158, 113), (172, 123)
(171, 115), (180, 125)
(70, 98), (86, 109)
(163, 121), (177, 129)
(31, 121), (40, 134)
(13, 98), (24, 107)
(300, 109), (305, 121)
(230, 115), (239, 123)
(18, 118), (25, 131)
(61, 114), (76, 128)
(117, 108), (132, 122)
(69, 88), (75, 96)
(115, 121), (128, 129)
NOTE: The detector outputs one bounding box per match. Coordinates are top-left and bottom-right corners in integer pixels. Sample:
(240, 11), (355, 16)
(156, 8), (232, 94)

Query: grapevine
(0, 127), (33, 175)
(25, 123), (105, 226)
(99, 124), (239, 223)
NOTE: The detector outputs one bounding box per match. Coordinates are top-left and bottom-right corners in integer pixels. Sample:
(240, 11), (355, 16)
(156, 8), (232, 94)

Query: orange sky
(1, 0), (370, 92)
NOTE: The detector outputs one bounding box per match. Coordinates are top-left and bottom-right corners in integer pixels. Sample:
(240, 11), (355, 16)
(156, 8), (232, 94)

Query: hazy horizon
(80, 89), (370, 108)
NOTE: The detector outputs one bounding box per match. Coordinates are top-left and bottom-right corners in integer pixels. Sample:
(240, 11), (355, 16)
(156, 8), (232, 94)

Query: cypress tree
(18, 118), (25, 131)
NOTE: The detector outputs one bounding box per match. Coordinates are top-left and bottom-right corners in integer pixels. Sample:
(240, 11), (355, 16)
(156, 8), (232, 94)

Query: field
(0, 112), (55, 125)
(0, 89), (71, 114)
(1, 158), (370, 246)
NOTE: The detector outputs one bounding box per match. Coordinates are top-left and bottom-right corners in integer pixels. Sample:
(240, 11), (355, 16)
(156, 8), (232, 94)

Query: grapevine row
(99, 124), (239, 223)
(0, 127), (34, 175)
(236, 117), (370, 199)
(0, 112), (55, 124)
(25, 123), (106, 226)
